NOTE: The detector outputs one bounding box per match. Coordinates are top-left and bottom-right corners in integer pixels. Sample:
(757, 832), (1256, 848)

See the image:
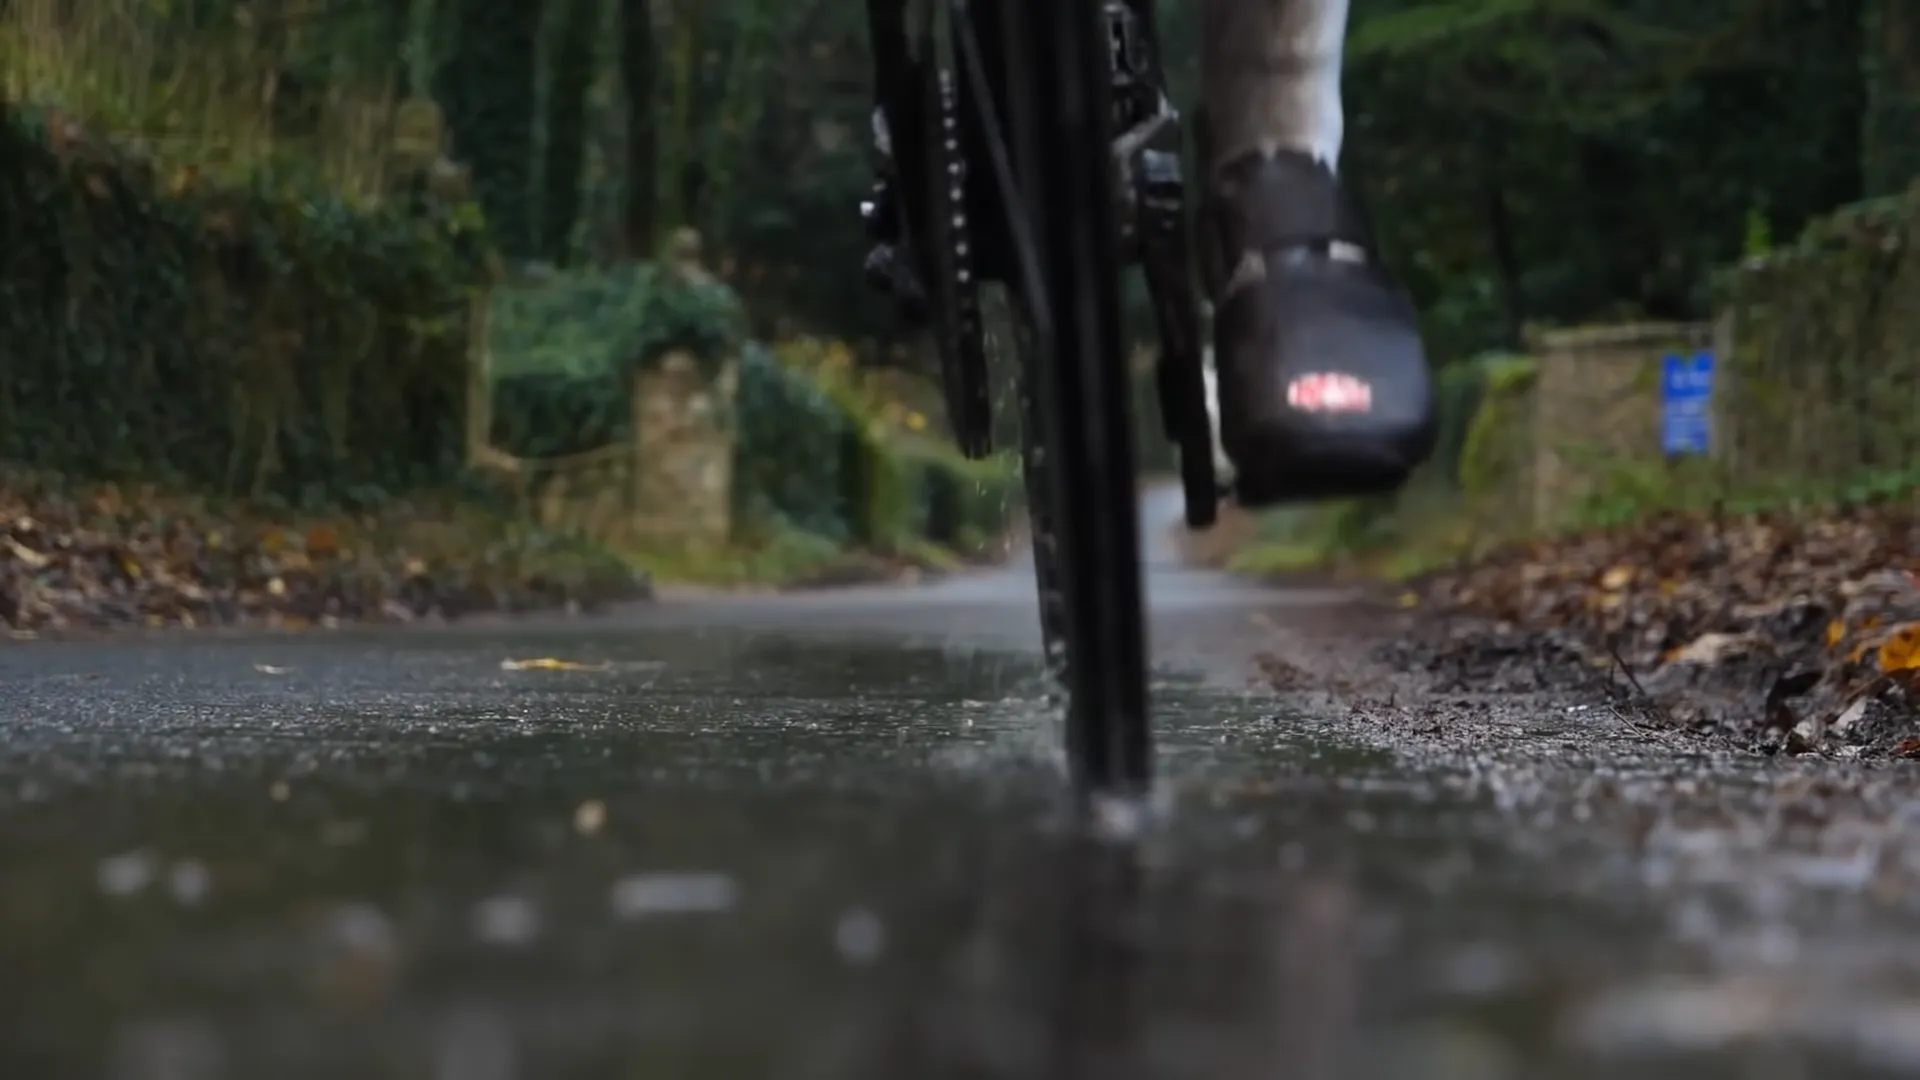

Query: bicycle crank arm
(1136, 155), (1222, 531)
(1136, 153), (1202, 441)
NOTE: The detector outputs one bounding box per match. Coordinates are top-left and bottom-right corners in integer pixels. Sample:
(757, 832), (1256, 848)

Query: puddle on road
(1, 628), (1919, 1079)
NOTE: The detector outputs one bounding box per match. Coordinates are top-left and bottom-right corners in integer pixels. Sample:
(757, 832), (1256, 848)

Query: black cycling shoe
(1201, 148), (1437, 508)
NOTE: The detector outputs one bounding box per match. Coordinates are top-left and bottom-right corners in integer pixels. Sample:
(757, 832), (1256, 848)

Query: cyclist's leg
(1202, 0), (1348, 169)
(1199, 0), (1437, 506)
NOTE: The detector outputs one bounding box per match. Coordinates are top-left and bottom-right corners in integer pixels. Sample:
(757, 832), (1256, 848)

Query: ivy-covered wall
(0, 102), (491, 504)
(1715, 192), (1920, 493)
(486, 261), (744, 460)
(485, 268), (1019, 562)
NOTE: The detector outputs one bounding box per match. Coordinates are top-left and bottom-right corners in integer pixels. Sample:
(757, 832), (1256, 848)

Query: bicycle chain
(931, 69), (980, 379)
(860, 65), (978, 355)
(927, 67), (991, 457)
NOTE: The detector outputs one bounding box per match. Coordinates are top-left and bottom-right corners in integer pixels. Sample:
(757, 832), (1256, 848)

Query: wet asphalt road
(6, 491), (1920, 1080)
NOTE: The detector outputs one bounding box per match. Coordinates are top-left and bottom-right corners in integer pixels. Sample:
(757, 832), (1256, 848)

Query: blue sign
(1660, 350), (1714, 456)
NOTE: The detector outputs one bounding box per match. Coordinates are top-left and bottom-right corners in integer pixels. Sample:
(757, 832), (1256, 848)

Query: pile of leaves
(0, 473), (650, 637)
(1401, 503), (1920, 757)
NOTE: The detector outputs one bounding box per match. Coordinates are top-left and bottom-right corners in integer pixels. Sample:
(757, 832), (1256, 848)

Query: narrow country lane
(3, 491), (1920, 1080)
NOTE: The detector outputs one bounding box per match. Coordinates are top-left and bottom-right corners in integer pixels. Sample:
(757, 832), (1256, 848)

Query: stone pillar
(630, 349), (739, 547)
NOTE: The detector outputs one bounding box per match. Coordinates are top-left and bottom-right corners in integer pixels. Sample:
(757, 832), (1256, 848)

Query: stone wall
(468, 331), (739, 552)
(1714, 194), (1920, 494)
(529, 445), (641, 546)
(1527, 322), (1711, 528)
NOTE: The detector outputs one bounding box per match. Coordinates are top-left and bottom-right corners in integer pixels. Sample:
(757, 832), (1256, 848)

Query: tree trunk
(654, 0), (699, 239)
(1864, 0), (1920, 196)
(438, 0), (543, 258)
(544, 0), (596, 263)
(619, 0), (660, 256)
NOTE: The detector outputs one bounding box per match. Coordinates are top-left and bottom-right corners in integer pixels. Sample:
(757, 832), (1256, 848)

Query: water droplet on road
(434, 1004), (517, 1080)
(834, 907), (885, 964)
(98, 850), (155, 897)
(472, 896), (541, 947)
(573, 799), (606, 836)
(168, 859), (210, 906)
(609, 873), (738, 919)
(111, 1017), (224, 1080)
(310, 902), (400, 1008)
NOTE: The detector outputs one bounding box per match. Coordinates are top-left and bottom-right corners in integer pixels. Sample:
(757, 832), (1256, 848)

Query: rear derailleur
(859, 111), (929, 324)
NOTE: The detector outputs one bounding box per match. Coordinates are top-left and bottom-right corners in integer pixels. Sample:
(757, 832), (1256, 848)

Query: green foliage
(1343, 0), (1864, 351)
(1712, 190), (1919, 492)
(1426, 356), (1492, 488)
(732, 341), (857, 541)
(0, 101), (490, 506)
(1862, 0), (1920, 197)
(1348, 0), (1752, 129)
(439, 0), (543, 258)
(731, 342), (1018, 558)
(488, 370), (629, 461)
(541, 0), (597, 262)
(490, 263), (746, 379)
(1560, 457), (1709, 529)
(1742, 205), (1774, 258)
(895, 443), (1020, 555)
(1456, 355), (1539, 497)
(1561, 458), (1920, 532)
(487, 262), (747, 458)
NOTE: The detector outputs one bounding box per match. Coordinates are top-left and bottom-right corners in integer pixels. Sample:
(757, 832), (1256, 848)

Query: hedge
(732, 342), (1019, 553)
(895, 442), (1020, 553)
(732, 341), (858, 542)
(1454, 354), (1539, 500)
(487, 262), (746, 459)
(483, 264), (1018, 557)
(0, 102), (492, 506)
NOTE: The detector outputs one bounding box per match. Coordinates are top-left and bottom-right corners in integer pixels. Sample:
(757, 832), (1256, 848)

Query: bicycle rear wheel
(991, 0), (1151, 797)
(880, 0), (1152, 797)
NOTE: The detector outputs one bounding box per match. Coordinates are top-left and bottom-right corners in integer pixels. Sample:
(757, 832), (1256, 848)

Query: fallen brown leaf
(1408, 503), (1920, 754)
(501, 657), (608, 672)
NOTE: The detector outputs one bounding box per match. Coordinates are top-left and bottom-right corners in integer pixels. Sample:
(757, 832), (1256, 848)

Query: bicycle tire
(991, 0), (1152, 796)
(923, 4), (1075, 687)
(884, 0), (1153, 796)
(991, 288), (1069, 682)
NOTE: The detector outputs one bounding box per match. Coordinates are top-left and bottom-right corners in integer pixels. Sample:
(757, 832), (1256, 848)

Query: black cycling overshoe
(1202, 148), (1437, 508)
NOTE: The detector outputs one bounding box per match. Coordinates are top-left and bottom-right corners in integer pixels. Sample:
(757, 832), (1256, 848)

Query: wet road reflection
(1, 630), (1356, 1079)
(3, 493), (1920, 1079)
